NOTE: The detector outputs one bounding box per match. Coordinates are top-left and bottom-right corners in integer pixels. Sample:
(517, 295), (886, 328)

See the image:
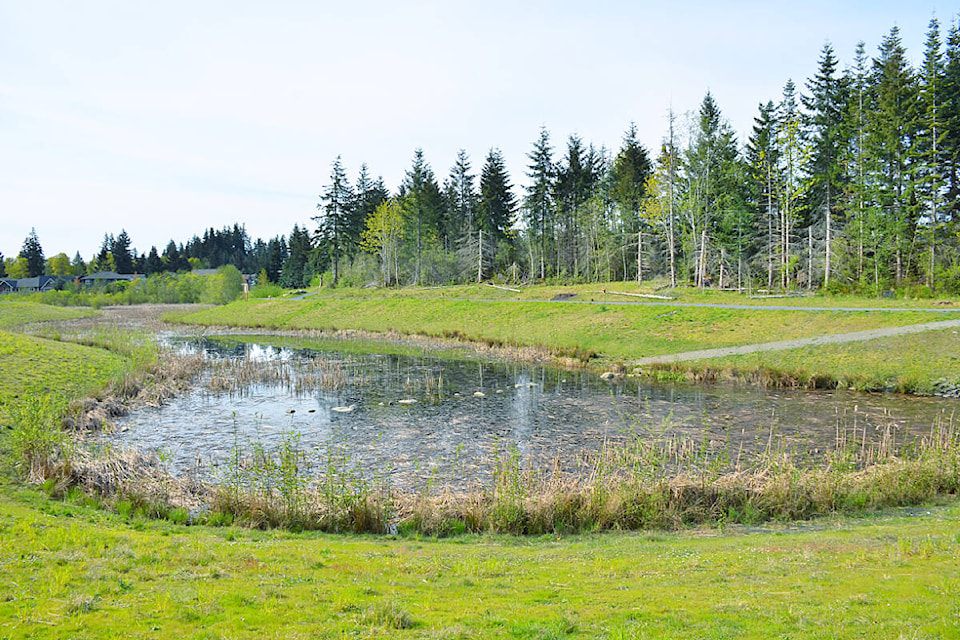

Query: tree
(683, 92), (742, 287)
(444, 149), (479, 245)
(112, 229), (134, 273)
(361, 198), (405, 286)
(803, 43), (846, 288)
(315, 156), (355, 284)
(775, 80), (809, 288)
(144, 247), (164, 275)
(0, 252), (5, 277)
(70, 252), (86, 277)
(746, 101), (780, 289)
(917, 18), (947, 289)
(610, 122), (652, 281)
(477, 147), (518, 276)
(46, 253), (70, 276)
(281, 224), (313, 288)
(868, 26), (920, 285)
(523, 127), (556, 280)
(400, 149), (443, 284)
(19, 228), (45, 277)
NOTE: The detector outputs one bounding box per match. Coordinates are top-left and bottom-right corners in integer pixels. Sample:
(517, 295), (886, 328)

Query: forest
(4, 20), (960, 296)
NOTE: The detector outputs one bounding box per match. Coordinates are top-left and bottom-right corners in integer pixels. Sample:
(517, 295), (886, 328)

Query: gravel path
(632, 318), (960, 365)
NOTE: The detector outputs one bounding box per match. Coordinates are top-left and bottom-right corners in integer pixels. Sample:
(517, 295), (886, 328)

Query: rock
(331, 404), (356, 413)
(600, 372), (617, 380)
(398, 398), (417, 405)
(474, 391), (485, 397)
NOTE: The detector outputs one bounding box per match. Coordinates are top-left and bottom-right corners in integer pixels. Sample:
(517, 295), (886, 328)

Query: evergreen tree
(918, 17), (947, 289)
(352, 164), (389, 251)
(746, 101), (780, 289)
(70, 252), (86, 277)
(19, 228), (45, 277)
(869, 26), (920, 285)
(0, 252), (5, 277)
(444, 149), (478, 242)
(610, 123), (652, 281)
(161, 240), (189, 272)
(264, 236), (287, 284)
(476, 148), (518, 277)
(144, 246), (164, 274)
(803, 43), (847, 287)
(944, 21), (960, 222)
(523, 127), (555, 280)
(281, 224), (313, 288)
(315, 156), (355, 284)
(684, 92), (742, 287)
(400, 149), (443, 284)
(112, 229), (134, 273)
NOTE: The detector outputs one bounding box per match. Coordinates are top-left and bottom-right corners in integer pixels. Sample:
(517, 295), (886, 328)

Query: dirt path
(631, 318), (960, 365)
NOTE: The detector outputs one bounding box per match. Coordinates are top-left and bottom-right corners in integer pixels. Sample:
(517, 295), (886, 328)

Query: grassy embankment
(0, 300), (958, 637)
(176, 283), (960, 394)
(2, 482), (959, 639)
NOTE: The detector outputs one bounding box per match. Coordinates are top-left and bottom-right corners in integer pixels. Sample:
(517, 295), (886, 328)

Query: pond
(105, 335), (959, 491)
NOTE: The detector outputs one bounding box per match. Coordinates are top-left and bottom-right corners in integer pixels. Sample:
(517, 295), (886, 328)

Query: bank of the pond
(175, 295), (960, 394)
(2, 483), (958, 639)
(1, 304), (960, 637)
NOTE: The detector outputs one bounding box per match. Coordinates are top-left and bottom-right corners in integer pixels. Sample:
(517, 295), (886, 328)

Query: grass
(0, 481), (957, 638)
(176, 287), (960, 392)
(0, 331), (127, 423)
(662, 326), (960, 394)
(0, 301), (96, 329)
(1, 295), (960, 636)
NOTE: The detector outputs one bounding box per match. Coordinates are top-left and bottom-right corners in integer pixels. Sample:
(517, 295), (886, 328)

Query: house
(0, 278), (18, 293)
(12, 276), (70, 292)
(79, 272), (140, 288)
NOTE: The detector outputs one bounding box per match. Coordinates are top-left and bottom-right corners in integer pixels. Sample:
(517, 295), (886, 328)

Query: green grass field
(2, 297), (960, 638)
(2, 482), (958, 639)
(175, 286), (960, 393)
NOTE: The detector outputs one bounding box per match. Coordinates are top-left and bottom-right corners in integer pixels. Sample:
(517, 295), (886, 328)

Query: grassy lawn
(0, 302), (96, 330)
(178, 298), (945, 360)
(176, 288), (960, 392)
(1, 483), (958, 639)
(286, 281), (960, 310)
(673, 327), (960, 394)
(1, 296), (959, 638)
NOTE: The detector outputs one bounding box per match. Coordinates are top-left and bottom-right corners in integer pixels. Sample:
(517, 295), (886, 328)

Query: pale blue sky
(0, 1), (949, 260)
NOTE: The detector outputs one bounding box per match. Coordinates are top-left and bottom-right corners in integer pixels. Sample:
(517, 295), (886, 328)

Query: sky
(0, 0), (951, 261)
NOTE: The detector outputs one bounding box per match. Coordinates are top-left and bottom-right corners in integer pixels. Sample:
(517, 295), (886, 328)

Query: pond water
(106, 336), (959, 491)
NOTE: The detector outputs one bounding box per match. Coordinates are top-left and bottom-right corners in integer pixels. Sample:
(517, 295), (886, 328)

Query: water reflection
(107, 336), (959, 490)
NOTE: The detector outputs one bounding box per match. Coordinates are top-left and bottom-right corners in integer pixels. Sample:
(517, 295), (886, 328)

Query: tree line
(4, 19), (959, 296)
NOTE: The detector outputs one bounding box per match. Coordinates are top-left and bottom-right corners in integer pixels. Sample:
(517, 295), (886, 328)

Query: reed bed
(32, 414), (953, 536)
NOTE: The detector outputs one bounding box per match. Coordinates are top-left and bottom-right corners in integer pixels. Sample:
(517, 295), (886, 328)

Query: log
(486, 283), (522, 293)
(600, 290), (676, 300)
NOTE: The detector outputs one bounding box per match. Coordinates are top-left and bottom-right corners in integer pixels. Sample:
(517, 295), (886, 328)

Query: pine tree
(523, 127), (555, 280)
(610, 123), (652, 281)
(869, 26), (920, 285)
(746, 101), (780, 289)
(477, 148), (518, 277)
(918, 18), (947, 289)
(70, 252), (86, 277)
(400, 149), (443, 284)
(112, 229), (134, 273)
(803, 43), (847, 287)
(444, 149), (478, 243)
(943, 21), (960, 222)
(281, 224), (313, 288)
(144, 247), (163, 274)
(19, 228), (45, 277)
(315, 156), (355, 284)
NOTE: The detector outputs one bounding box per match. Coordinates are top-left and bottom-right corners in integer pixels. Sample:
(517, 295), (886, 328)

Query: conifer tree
(803, 43), (847, 287)
(19, 229), (45, 277)
(523, 127), (555, 280)
(315, 156), (355, 284)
